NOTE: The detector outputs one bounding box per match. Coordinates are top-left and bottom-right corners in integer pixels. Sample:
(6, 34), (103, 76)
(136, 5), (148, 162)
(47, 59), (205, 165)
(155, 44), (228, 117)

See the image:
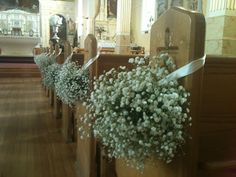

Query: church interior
(0, 0), (236, 177)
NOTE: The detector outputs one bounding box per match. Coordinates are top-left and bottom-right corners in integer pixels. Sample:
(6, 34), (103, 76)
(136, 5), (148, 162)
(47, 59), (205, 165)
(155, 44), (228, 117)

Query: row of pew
(36, 7), (236, 177)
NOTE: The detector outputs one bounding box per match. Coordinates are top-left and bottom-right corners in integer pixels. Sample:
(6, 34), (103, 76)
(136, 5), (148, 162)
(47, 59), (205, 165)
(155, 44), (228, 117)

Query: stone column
(115, 0), (132, 54)
(205, 0), (236, 55)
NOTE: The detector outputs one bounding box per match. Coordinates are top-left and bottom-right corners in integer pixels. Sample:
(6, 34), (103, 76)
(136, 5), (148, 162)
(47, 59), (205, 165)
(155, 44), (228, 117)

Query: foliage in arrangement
(34, 53), (56, 74)
(79, 53), (191, 170)
(55, 59), (90, 107)
(42, 63), (62, 89)
(34, 53), (47, 68)
(34, 53), (59, 88)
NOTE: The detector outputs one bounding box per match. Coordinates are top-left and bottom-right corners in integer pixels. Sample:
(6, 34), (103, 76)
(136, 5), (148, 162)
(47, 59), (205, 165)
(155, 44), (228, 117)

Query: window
(141, 0), (156, 33)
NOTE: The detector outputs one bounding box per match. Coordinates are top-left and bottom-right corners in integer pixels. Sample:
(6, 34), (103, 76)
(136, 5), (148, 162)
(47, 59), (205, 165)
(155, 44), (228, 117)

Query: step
(0, 63), (40, 77)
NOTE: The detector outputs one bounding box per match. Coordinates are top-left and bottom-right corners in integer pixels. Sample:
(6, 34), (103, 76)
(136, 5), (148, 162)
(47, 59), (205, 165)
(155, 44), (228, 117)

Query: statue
(67, 18), (76, 35)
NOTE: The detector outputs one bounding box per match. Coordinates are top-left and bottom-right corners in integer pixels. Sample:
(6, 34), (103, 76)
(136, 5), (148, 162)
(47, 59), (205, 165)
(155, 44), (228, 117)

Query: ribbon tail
(158, 54), (206, 85)
(83, 50), (101, 70)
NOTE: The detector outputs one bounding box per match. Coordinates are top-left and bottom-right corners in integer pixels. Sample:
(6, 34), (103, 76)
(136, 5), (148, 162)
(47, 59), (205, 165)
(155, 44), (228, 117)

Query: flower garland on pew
(41, 50), (63, 89)
(34, 53), (49, 69)
(34, 52), (56, 75)
(55, 54), (90, 107)
(79, 53), (205, 170)
(43, 62), (62, 89)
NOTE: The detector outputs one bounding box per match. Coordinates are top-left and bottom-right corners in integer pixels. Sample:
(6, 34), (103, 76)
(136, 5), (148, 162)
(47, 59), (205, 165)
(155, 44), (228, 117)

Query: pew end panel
(53, 43), (66, 120)
(61, 43), (85, 143)
(76, 38), (140, 177)
(115, 7), (206, 177)
(61, 41), (72, 141)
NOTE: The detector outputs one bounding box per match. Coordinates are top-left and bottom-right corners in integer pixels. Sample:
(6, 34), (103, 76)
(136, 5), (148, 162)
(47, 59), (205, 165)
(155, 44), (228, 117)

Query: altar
(0, 9), (40, 56)
(0, 36), (40, 56)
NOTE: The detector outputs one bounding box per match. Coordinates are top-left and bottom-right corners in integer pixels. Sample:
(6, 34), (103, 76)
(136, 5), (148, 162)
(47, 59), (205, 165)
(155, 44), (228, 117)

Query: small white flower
(79, 54), (191, 171)
(128, 58), (134, 63)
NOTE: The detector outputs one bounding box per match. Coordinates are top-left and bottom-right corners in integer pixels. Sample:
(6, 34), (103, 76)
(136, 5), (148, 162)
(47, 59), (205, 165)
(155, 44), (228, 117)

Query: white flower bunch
(43, 63), (62, 89)
(34, 53), (56, 74)
(34, 53), (48, 69)
(34, 53), (45, 66)
(79, 53), (191, 170)
(55, 59), (90, 106)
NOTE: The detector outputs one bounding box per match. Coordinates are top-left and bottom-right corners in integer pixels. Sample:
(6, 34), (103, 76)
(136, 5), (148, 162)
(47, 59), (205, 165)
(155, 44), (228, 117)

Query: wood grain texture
(198, 56), (236, 177)
(0, 78), (78, 177)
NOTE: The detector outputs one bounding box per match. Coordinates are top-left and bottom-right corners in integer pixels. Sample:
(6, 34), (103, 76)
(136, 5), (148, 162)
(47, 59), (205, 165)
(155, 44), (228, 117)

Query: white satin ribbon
(83, 50), (100, 70)
(158, 54), (206, 85)
(64, 52), (74, 62)
(55, 48), (62, 58)
(49, 50), (55, 58)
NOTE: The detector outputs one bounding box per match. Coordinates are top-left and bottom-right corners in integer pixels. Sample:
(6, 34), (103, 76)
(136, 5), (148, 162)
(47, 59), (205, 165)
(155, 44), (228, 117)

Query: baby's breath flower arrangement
(79, 53), (191, 170)
(55, 59), (90, 106)
(34, 53), (45, 66)
(43, 63), (62, 89)
(34, 53), (56, 74)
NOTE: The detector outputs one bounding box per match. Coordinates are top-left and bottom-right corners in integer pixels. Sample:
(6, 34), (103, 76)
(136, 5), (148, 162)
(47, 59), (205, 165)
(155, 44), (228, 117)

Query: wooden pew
(53, 44), (64, 119)
(44, 46), (52, 98)
(48, 44), (59, 107)
(198, 55), (236, 177)
(48, 44), (63, 108)
(75, 34), (139, 177)
(61, 41), (85, 142)
(113, 7), (236, 177)
(113, 7), (205, 177)
(61, 41), (74, 142)
(76, 8), (236, 177)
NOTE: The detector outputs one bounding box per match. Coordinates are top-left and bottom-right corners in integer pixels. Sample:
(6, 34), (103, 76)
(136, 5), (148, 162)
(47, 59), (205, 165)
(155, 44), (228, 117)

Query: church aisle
(0, 78), (78, 177)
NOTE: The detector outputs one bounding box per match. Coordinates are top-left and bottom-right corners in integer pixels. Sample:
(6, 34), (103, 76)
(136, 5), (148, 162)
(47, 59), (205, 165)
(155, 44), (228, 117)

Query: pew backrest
(198, 55), (236, 174)
(123, 6), (206, 177)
